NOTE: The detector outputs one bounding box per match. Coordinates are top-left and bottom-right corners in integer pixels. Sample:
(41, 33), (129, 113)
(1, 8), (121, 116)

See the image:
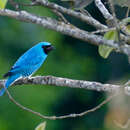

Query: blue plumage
(0, 42), (54, 96)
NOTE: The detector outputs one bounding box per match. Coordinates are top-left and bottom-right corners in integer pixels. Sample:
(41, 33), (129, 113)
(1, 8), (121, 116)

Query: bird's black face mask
(42, 45), (54, 54)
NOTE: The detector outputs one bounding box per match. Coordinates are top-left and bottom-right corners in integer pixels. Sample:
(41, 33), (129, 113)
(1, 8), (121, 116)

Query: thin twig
(91, 27), (116, 34)
(51, 9), (69, 24)
(4, 84), (116, 120)
(10, 1), (37, 7)
(114, 119), (130, 129)
(14, 1), (69, 24)
(34, 0), (107, 29)
(108, 0), (121, 43)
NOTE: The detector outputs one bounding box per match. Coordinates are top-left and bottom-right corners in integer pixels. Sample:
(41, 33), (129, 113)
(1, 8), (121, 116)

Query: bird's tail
(0, 74), (21, 96)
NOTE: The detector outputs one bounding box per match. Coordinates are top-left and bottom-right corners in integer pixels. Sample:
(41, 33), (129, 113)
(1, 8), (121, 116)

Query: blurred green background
(0, 0), (130, 130)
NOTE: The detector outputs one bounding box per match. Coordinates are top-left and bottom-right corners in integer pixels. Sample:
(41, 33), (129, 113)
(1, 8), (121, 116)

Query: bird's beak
(47, 45), (55, 51)
(46, 45), (55, 53)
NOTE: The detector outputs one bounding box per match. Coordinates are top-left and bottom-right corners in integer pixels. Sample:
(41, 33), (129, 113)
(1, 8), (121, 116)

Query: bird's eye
(42, 45), (54, 54)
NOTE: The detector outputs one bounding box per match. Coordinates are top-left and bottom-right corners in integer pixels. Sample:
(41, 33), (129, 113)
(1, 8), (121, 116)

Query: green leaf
(125, 25), (130, 35)
(35, 122), (46, 130)
(98, 30), (118, 59)
(0, 0), (8, 9)
(121, 17), (130, 25)
(98, 45), (113, 59)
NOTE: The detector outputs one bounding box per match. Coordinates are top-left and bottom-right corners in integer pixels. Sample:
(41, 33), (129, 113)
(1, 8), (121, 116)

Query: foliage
(98, 30), (118, 59)
(0, 0), (8, 9)
(35, 122), (46, 130)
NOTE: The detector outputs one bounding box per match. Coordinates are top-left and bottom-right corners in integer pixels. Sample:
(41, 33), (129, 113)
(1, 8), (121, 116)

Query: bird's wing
(13, 55), (43, 71)
(13, 48), (40, 66)
(3, 56), (44, 78)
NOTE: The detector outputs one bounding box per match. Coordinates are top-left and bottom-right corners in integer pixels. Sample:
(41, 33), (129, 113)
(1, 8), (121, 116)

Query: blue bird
(0, 42), (54, 96)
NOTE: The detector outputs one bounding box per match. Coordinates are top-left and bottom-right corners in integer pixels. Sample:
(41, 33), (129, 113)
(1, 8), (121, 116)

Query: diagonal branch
(0, 75), (128, 93)
(33, 0), (107, 30)
(95, 0), (130, 44)
(0, 9), (130, 56)
(95, 0), (113, 20)
(14, 0), (130, 44)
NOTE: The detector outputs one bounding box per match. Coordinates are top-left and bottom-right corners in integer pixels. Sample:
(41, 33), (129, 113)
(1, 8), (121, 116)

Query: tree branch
(0, 76), (128, 93)
(95, 0), (113, 20)
(33, 0), (107, 30)
(16, 0), (130, 44)
(0, 9), (130, 56)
